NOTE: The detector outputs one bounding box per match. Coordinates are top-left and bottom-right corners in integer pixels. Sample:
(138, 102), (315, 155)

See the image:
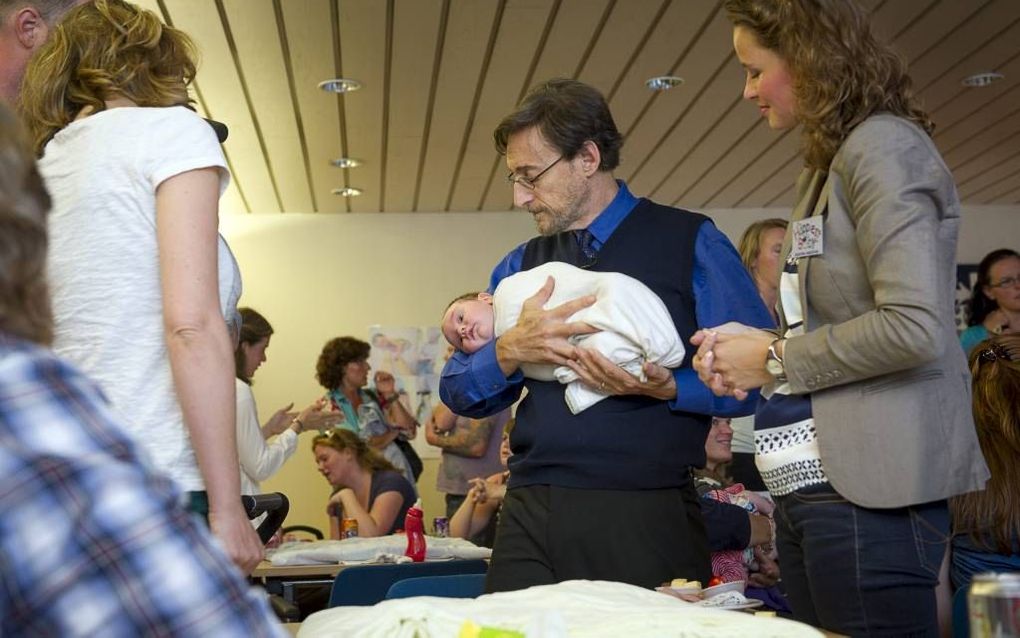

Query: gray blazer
(779, 114), (989, 508)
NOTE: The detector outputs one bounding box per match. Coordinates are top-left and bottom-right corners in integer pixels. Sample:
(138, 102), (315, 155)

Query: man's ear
(576, 139), (602, 177)
(478, 292), (494, 305)
(14, 7), (47, 50)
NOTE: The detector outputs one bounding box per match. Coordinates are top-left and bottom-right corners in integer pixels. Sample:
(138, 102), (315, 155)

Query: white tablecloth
(297, 579), (823, 637)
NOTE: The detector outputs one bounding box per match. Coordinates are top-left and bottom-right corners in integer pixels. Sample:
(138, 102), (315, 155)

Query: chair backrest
(952, 585), (969, 638)
(385, 573), (487, 600)
(328, 559), (488, 607)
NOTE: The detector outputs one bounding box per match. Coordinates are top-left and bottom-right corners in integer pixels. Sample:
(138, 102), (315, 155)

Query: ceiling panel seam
(672, 101), (759, 204)
(623, 52), (734, 183)
(736, 153), (799, 207)
(477, 0), (563, 212)
(273, 0), (317, 212)
(572, 0), (616, 80)
(699, 129), (793, 207)
(412, 0), (451, 212)
(331, 0), (351, 213)
(648, 91), (742, 200)
(156, 0), (251, 213)
(605, 0), (670, 102)
(379, 0), (395, 212)
(621, 1), (722, 143)
(214, 0), (284, 211)
(444, 0), (506, 212)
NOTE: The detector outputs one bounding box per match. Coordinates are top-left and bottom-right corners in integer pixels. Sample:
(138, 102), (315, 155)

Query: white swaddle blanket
(493, 262), (685, 413)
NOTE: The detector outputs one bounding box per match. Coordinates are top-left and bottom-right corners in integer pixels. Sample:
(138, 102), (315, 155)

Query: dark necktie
(570, 228), (597, 268)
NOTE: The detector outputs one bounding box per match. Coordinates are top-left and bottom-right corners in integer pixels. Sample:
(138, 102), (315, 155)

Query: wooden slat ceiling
(136, 0), (1020, 214)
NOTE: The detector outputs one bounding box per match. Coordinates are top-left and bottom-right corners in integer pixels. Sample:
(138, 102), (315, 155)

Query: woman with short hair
(316, 336), (420, 487)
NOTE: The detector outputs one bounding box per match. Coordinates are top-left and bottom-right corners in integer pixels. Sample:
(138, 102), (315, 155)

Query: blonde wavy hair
(0, 104), (52, 344)
(724, 0), (933, 169)
(950, 335), (1020, 553)
(312, 429), (398, 477)
(18, 0), (197, 155)
(737, 217), (788, 275)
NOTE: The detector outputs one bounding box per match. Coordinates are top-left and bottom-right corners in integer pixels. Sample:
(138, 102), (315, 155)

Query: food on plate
(707, 576), (724, 587)
(669, 578), (701, 589)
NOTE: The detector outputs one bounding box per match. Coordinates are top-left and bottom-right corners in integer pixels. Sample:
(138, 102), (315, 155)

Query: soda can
(341, 517), (359, 539)
(433, 516), (449, 538)
(969, 572), (1020, 637)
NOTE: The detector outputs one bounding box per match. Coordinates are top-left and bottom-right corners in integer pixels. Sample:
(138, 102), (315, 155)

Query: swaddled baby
(441, 261), (685, 413)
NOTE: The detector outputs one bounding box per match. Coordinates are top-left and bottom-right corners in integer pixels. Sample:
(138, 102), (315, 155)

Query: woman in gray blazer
(693, 1), (990, 635)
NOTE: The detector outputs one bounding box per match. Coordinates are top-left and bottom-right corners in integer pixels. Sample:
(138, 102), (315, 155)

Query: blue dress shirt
(440, 182), (774, 419)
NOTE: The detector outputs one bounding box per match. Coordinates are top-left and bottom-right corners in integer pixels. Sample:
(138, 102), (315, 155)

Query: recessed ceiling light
(962, 72), (1004, 88)
(331, 187), (362, 197)
(646, 76), (684, 91)
(330, 158), (362, 168)
(318, 78), (362, 93)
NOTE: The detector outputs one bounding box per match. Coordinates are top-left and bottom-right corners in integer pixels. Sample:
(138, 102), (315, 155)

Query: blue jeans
(774, 482), (948, 637)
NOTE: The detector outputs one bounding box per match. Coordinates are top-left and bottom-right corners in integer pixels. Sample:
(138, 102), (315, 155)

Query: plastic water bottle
(404, 499), (426, 562)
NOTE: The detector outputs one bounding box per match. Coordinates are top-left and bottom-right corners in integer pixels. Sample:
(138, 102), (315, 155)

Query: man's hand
(495, 276), (597, 376)
(565, 348), (677, 401)
(208, 504), (264, 574)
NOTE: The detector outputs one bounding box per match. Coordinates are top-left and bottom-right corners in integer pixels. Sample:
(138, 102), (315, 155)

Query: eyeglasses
(507, 156), (563, 190)
(987, 276), (1020, 289)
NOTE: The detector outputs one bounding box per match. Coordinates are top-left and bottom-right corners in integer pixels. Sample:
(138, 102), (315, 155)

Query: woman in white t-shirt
(19, 0), (261, 572)
(234, 307), (339, 499)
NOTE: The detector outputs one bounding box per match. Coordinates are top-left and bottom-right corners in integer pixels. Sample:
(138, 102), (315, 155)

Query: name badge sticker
(790, 216), (824, 260)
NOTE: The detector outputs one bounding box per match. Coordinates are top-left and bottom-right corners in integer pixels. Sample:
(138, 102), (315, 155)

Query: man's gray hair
(0, 0), (81, 22)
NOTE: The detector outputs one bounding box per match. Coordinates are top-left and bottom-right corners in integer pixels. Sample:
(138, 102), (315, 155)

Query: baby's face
(441, 298), (495, 354)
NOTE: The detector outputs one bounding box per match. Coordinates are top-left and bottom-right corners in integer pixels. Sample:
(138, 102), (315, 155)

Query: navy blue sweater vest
(509, 199), (711, 490)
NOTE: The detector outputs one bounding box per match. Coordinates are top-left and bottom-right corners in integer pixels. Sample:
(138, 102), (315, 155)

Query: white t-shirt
(42, 106), (241, 492)
(236, 378), (298, 496)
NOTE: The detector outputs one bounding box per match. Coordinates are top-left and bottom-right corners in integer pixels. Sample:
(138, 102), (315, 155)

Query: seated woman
(449, 419), (513, 540)
(316, 336), (420, 487)
(695, 417), (788, 612)
(234, 307), (338, 500)
(949, 335), (1020, 589)
(314, 429), (417, 538)
(960, 249), (1020, 356)
(695, 418), (777, 583)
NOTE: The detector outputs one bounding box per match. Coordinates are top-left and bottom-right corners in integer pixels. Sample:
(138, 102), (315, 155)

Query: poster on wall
(367, 325), (447, 460)
(956, 263), (980, 333)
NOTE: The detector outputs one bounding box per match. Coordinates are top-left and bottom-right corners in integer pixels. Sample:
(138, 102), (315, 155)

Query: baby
(441, 261), (685, 413)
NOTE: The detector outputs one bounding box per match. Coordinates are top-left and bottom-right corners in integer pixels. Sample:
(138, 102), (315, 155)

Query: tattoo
(437, 416), (495, 456)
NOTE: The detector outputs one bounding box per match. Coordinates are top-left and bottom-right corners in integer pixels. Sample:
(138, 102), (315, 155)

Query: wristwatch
(765, 338), (787, 383)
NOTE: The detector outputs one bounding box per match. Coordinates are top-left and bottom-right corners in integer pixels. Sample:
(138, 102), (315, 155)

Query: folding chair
(385, 573), (487, 600)
(328, 559), (488, 607)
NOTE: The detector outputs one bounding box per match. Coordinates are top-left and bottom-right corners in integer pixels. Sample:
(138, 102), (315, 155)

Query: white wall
(223, 204), (1018, 534)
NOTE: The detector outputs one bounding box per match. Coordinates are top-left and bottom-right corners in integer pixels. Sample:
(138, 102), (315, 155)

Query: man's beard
(530, 184), (589, 236)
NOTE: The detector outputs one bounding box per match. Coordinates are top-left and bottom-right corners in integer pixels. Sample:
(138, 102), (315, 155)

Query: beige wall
(222, 204), (1020, 535)
(222, 211), (535, 533)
